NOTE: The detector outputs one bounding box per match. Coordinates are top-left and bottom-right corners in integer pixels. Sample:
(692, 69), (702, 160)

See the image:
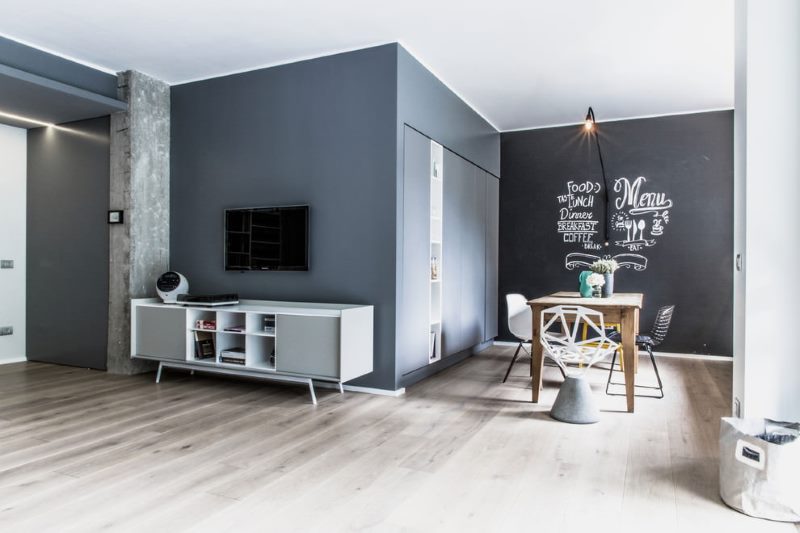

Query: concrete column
(107, 70), (170, 374)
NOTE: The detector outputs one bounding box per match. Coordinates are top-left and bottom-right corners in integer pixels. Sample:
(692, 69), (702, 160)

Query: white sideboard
(130, 298), (373, 404)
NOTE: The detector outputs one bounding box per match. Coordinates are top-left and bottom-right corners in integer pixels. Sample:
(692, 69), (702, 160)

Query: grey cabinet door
(442, 149), (464, 357)
(460, 164), (486, 351)
(135, 306), (187, 361)
(398, 126), (433, 376)
(485, 174), (500, 340)
(276, 315), (340, 379)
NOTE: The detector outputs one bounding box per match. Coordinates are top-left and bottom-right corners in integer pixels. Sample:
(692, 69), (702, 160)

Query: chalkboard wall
(499, 111), (733, 355)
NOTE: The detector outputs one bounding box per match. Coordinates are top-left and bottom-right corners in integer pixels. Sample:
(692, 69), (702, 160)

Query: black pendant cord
(586, 106), (610, 247)
(593, 131), (610, 246)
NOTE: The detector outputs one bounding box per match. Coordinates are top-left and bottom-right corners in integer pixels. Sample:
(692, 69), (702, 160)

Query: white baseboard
(493, 341), (524, 347)
(0, 356), (28, 365)
(345, 384), (406, 397)
(650, 351), (731, 362)
(491, 341), (731, 361)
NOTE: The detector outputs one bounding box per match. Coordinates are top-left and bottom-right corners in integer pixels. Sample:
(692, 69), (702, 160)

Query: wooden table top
(527, 291), (643, 309)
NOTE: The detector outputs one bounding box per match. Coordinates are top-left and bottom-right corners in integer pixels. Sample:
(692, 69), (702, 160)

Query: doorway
(0, 123), (26, 364)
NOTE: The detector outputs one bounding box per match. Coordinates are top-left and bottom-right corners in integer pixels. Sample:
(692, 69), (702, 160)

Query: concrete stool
(539, 305), (619, 425)
(551, 376), (600, 424)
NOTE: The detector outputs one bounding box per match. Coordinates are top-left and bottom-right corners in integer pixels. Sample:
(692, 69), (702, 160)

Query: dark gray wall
(0, 36), (117, 98)
(27, 117), (110, 369)
(500, 111), (734, 355)
(171, 44), (399, 389)
(394, 45), (500, 388)
(396, 46), (499, 176)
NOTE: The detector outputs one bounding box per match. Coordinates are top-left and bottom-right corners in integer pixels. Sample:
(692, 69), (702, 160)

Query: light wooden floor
(0, 348), (795, 532)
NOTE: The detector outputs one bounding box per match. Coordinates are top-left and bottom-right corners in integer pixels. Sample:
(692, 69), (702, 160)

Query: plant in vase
(590, 259), (619, 297)
(586, 273), (605, 298)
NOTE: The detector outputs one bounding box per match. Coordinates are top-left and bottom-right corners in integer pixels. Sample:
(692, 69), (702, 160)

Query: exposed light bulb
(584, 119), (594, 131)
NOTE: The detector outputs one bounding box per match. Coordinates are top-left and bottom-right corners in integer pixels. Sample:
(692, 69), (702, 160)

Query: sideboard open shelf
(131, 299), (374, 404)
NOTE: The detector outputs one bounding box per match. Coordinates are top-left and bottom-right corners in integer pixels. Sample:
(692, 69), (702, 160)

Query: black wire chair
(605, 305), (674, 399)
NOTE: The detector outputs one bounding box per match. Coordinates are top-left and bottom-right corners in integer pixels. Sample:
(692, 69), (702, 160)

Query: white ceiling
(0, 0), (734, 131)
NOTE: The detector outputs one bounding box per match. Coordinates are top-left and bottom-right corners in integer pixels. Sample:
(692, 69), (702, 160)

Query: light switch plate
(108, 210), (124, 224)
(0, 260), (13, 269)
(0, 326), (13, 336)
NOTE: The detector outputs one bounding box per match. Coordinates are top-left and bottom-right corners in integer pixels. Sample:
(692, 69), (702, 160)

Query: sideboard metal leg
(308, 379), (317, 405)
(338, 381), (344, 394)
(156, 362), (163, 384)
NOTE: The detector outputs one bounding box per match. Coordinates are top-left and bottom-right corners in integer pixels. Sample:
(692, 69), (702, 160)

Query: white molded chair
(540, 305), (619, 424)
(503, 294), (565, 383)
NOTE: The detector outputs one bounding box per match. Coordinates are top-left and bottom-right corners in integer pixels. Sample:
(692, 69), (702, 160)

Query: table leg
(633, 307), (640, 373)
(622, 309), (636, 413)
(531, 306), (544, 403)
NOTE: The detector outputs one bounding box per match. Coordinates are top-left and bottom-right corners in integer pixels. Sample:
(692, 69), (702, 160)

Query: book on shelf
(219, 347), (246, 365)
(194, 331), (215, 359)
(223, 325), (245, 332)
(195, 320), (216, 330)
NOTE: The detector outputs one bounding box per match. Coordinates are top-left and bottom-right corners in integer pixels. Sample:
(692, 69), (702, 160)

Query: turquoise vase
(578, 271), (594, 298)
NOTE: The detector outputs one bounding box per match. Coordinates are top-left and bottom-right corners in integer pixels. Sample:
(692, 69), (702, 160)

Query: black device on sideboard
(177, 293), (240, 306)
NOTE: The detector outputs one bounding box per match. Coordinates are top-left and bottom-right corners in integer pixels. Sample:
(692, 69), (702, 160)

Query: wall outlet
(0, 326), (13, 336)
(0, 260), (13, 269)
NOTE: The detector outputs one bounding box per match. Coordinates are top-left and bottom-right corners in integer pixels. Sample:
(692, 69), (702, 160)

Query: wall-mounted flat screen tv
(224, 205), (309, 271)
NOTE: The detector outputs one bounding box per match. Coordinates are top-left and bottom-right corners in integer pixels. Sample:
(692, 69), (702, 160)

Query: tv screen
(224, 205), (309, 271)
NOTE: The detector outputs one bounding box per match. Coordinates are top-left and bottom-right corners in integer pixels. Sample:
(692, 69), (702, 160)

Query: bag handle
(735, 439), (765, 470)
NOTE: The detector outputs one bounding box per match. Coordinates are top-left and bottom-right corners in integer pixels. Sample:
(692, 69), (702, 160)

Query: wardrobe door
(441, 150), (464, 357)
(398, 127), (432, 376)
(484, 173), (500, 340)
(459, 163), (486, 351)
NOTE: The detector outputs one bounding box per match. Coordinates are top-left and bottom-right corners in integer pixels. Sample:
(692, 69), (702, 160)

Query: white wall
(734, 0), (800, 421)
(0, 123), (26, 363)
